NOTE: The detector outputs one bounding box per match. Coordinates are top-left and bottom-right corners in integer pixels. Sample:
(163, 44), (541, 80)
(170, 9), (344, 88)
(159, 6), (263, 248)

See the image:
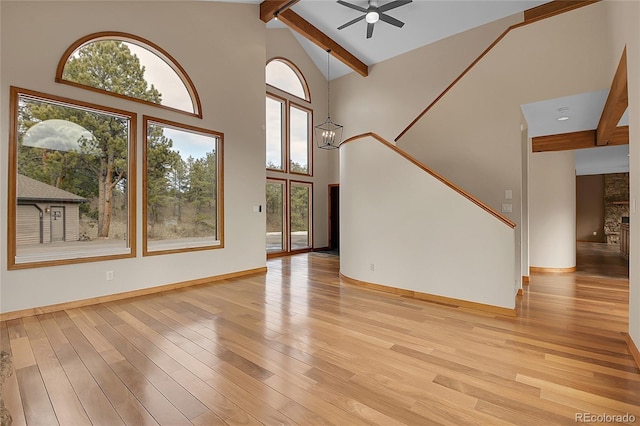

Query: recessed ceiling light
(557, 116), (569, 121)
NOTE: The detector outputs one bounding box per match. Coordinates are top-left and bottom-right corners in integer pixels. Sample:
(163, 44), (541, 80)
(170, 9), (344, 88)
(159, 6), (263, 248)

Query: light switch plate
(501, 203), (513, 213)
(505, 190), (513, 200)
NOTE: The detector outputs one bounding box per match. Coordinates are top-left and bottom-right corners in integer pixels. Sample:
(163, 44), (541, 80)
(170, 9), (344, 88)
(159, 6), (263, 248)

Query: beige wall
(341, 135), (516, 309)
(529, 151), (576, 269)
(397, 2), (610, 222)
(332, 13), (522, 143)
(1, 1), (267, 313)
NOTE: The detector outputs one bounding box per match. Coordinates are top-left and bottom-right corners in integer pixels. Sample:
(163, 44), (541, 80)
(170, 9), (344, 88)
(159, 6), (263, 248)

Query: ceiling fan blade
(378, 0), (412, 13)
(379, 13), (404, 28)
(366, 22), (375, 38)
(338, 14), (366, 30)
(337, 0), (368, 13)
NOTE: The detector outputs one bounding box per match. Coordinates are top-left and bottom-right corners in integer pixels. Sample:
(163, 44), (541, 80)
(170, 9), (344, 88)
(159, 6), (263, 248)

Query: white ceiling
(521, 90), (629, 138)
(574, 144), (629, 176)
(267, 0), (549, 79)
(521, 92), (630, 175)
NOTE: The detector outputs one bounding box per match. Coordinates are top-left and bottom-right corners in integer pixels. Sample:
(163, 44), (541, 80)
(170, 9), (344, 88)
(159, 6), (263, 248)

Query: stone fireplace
(604, 173), (630, 245)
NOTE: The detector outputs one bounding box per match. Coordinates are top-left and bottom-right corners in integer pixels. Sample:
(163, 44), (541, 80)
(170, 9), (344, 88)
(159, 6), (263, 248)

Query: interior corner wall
(576, 175), (606, 242)
(605, 0), (640, 348)
(529, 151), (576, 269)
(0, 1), (267, 314)
(266, 28), (333, 248)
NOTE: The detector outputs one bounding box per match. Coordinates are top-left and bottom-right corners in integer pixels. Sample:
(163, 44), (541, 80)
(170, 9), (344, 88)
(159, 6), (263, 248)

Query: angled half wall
(340, 134), (517, 311)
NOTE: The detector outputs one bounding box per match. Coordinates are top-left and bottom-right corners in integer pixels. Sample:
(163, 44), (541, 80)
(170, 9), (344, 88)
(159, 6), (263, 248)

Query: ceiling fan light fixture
(366, 11), (379, 23)
(337, 0), (411, 39)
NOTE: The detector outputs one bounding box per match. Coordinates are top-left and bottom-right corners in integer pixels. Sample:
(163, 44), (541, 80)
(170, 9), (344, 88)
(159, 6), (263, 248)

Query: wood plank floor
(1, 245), (639, 425)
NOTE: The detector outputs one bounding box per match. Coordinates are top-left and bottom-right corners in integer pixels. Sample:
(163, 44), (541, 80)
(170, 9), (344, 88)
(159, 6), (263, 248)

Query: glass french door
(266, 179), (286, 254)
(290, 181), (311, 250)
(266, 179), (312, 255)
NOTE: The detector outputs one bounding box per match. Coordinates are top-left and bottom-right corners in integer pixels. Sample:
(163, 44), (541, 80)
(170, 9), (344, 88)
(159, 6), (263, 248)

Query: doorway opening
(328, 184), (339, 253)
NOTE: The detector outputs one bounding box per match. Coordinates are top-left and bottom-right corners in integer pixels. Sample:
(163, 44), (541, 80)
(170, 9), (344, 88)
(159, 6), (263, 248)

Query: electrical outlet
(370, 263), (375, 272)
(106, 271), (114, 281)
(593, 231), (597, 236)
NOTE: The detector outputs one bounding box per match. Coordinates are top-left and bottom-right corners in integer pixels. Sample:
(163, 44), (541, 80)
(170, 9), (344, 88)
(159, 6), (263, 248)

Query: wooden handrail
(395, 0), (598, 142)
(341, 133), (517, 229)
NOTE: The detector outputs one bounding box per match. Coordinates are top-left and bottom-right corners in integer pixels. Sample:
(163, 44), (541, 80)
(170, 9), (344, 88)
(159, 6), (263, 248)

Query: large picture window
(143, 117), (223, 255)
(9, 87), (136, 269)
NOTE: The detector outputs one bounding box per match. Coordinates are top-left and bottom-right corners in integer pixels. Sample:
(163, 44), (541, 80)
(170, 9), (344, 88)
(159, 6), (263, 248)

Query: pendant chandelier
(315, 49), (343, 150)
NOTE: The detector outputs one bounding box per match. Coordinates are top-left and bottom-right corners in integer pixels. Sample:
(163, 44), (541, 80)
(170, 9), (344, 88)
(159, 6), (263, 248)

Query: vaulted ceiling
(259, 0), (550, 79)
(250, 0), (628, 174)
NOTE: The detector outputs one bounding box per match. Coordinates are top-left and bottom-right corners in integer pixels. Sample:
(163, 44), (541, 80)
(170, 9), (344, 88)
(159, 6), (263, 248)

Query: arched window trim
(55, 31), (203, 118)
(266, 57), (311, 103)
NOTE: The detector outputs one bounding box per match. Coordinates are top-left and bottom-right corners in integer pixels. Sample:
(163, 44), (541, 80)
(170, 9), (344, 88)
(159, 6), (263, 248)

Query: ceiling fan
(337, 0), (412, 39)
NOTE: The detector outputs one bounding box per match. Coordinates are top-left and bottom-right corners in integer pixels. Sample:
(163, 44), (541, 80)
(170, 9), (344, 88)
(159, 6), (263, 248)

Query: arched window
(56, 32), (201, 117)
(265, 58), (313, 257)
(266, 58), (310, 101)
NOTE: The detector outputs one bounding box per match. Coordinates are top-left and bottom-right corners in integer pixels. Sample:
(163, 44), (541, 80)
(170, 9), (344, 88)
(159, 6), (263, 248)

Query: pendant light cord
(327, 49), (331, 120)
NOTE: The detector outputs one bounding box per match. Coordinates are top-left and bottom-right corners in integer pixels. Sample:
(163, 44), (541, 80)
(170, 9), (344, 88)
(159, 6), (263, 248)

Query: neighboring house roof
(17, 174), (87, 203)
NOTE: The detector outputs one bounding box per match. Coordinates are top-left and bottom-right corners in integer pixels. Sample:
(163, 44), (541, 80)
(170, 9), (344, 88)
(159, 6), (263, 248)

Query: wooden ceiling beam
(608, 125), (629, 146)
(532, 126), (629, 152)
(260, 0), (299, 23)
(524, 1), (599, 23)
(597, 47), (628, 146)
(276, 9), (369, 77)
(532, 129), (596, 152)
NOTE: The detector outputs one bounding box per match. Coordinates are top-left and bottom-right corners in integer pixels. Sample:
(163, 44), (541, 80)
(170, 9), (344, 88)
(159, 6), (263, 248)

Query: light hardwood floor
(1, 248), (639, 425)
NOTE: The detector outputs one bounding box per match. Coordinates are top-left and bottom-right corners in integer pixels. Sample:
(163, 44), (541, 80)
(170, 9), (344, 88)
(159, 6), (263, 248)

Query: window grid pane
(144, 118), (222, 255)
(266, 97), (285, 171)
(289, 105), (310, 175)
